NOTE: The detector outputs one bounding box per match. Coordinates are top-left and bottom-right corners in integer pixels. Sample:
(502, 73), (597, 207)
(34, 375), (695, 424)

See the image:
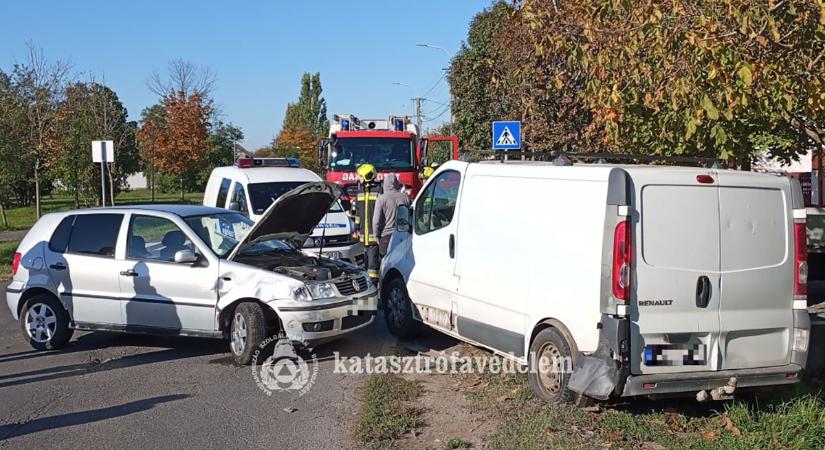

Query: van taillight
(612, 220), (632, 301)
(794, 222), (807, 296)
(11, 252), (21, 276)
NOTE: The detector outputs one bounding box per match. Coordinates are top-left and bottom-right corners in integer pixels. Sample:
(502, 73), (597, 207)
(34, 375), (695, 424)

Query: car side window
(230, 182), (248, 214)
(415, 170), (461, 235)
(66, 214), (124, 257)
(49, 215), (75, 253)
(216, 177), (231, 207)
(127, 215), (195, 262)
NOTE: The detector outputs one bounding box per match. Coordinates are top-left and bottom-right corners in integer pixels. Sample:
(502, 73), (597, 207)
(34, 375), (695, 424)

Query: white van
(204, 158), (364, 265)
(380, 160), (810, 403)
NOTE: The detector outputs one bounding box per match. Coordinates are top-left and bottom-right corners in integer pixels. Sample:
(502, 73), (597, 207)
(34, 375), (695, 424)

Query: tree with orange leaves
(274, 125), (319, 172)
(140, 91), (211, 199)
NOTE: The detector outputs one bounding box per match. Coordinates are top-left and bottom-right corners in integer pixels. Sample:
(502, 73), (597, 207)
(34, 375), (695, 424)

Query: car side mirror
(396, 205), (412, 233)
(174, 249), (198, 264)
(228, 202), (240, 211)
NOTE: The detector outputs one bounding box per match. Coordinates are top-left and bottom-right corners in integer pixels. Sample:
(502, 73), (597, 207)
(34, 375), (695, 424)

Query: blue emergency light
(394, 119), (404, 131)
(341, 119), (350, 131)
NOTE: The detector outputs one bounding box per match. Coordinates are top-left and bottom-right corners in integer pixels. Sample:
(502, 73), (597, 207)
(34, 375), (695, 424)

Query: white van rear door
(632, 170), (721, 375)
(716, 173), (793, 369)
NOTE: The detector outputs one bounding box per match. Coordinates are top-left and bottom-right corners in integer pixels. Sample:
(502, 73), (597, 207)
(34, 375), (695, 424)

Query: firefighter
(351, 163), (381, 280)
(419, 162), (439, 182)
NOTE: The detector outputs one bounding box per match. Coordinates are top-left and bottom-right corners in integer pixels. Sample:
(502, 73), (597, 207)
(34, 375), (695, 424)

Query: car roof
(209, 165), (321, 184)
(79, 204), (230, 217)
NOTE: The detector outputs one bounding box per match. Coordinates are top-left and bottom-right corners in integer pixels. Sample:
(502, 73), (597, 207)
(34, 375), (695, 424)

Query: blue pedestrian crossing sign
(492, 121), (521, 150)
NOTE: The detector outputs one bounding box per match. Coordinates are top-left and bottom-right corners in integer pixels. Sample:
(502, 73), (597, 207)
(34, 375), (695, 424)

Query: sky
(0, 0), (491, 150)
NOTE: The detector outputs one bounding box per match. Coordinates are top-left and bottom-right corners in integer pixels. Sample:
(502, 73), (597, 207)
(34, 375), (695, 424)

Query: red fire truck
(317, 114), (459, 199)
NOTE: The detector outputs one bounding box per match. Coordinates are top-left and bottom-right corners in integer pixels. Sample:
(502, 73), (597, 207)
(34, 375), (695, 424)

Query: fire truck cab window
(329, 138), (414, 171)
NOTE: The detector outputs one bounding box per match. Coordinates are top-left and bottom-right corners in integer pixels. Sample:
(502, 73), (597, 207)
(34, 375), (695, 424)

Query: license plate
(644, 343), (706, 366)
(323, 251), (342, 259)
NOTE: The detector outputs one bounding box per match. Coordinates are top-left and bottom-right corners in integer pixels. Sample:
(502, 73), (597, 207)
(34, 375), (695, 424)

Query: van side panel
(453, 165), (609, 357)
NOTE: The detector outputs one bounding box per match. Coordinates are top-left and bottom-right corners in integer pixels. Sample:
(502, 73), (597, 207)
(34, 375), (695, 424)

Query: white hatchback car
(6, 182), (378, 364)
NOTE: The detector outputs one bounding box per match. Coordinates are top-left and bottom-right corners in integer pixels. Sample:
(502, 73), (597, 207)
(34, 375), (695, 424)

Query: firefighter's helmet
(357, 163), (377, 183)
(420, 162), (439, 181)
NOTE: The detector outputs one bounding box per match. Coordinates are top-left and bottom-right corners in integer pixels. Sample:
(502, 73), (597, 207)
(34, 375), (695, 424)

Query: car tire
(383, 277), (421, 338)
(229, 302), (267, 365)
(19, 294), (73, 351)
(528, 327), (575, 404)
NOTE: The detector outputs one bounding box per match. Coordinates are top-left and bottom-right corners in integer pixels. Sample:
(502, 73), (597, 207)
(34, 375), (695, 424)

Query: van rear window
(641, 185), (720, 271)
(719, 187), (786, 271)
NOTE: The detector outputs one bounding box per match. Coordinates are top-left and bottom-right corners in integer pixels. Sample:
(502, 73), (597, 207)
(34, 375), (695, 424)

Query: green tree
(0, 70), (35, 225)
(281, 72), (329, 137)
(46, 81), (140, 206)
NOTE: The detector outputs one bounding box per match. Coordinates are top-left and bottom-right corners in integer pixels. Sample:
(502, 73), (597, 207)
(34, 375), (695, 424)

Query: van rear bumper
(621, 364), (802, 397)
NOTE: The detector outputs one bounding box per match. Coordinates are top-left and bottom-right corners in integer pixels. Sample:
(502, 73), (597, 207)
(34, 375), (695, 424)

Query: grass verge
(357, 374), (424, 449)
(0, 189), (204, 232)
(463, 369), (825, 450)
(0, 240), (21, 280)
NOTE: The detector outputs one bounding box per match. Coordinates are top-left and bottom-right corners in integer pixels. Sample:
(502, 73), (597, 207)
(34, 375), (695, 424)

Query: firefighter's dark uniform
(351, 164), (382, 281)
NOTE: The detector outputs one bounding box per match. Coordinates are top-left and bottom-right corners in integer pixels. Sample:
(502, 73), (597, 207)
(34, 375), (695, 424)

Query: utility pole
(413, 97), (423, 133)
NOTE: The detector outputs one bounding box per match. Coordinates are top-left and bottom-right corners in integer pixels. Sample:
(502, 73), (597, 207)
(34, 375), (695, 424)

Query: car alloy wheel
(25, 303), (57, 344)
(231, 312), (247, 355)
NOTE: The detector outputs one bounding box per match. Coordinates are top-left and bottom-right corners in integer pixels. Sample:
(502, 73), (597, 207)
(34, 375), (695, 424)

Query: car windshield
(184, 212), (291, 258)
(247, 182), (345, 215)
(329, 137), (414, 171)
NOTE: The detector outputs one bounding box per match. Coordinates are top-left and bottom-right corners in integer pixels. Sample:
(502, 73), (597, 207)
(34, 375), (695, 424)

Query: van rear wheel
(528, 327), (575, 404)
(384, 277), (420, 338)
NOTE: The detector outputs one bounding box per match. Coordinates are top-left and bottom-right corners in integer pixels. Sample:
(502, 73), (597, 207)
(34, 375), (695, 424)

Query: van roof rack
(464, 150), (726, 168)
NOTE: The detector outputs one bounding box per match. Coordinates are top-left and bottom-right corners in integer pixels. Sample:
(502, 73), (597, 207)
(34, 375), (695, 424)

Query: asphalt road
(0, 283), (397, 449)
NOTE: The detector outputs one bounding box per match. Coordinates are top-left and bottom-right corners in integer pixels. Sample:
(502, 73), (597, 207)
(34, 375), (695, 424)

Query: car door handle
(449, 234), (455, 259)
(49, 264), (66, 271)
(120, 269), (138, 277)
(696, 275), (711, 308)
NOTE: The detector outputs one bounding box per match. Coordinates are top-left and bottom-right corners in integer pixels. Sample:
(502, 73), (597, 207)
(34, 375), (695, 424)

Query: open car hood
(228, 181), (341, 260)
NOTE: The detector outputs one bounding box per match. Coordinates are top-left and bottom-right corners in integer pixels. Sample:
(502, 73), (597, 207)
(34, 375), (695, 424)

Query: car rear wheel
(230, 302), (267, 365)
(20, 294), (73, 351)
(528, 327), (575, 404)
(384, 277), (420, 338)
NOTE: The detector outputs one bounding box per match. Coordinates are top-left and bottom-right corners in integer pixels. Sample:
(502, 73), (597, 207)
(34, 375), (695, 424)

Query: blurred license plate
(323, 251), (342, 259)
(644, 343), (706, 366)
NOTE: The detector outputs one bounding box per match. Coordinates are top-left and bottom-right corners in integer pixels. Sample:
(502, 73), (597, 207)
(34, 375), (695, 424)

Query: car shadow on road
(0, 394), (189, 440)
(0, 333), (226, 389)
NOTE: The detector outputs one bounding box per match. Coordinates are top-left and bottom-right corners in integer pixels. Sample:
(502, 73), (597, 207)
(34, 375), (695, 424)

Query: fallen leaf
(496, 394), (511, 402)
(722, 416), (741, 436)
(606, 431), (623, 442)
(703, 430), (719, 441)
(282, 407), (297, 413)
(641, 442), (665, 450)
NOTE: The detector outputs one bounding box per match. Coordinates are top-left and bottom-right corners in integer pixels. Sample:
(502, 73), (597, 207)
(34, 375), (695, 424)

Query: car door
(43, 213), (125, 325)
(406, 170), (463, 331)
(117, 214), (218, 332)
(631, 170), (721, 374)
(716, 172), (794, 369)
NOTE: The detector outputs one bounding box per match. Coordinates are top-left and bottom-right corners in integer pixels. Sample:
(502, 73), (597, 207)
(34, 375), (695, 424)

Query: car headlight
(308, 282), (336, 299)
(292, 286), (313, 302)
(304, 237), (316, 248)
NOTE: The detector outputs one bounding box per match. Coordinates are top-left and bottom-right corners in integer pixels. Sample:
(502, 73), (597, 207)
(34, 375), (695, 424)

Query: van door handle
(120, 269), (138, 277)
(449, 234), (455, 259)
(49, 263), (66, 271)
(696, 276), (711, 308)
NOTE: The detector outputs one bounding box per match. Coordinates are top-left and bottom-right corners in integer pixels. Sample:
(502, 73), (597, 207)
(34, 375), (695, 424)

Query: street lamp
(416, 43), (454, 134)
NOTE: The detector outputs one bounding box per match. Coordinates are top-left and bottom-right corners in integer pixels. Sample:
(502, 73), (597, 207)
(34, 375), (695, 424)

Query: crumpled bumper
(273, 289), (378, 347)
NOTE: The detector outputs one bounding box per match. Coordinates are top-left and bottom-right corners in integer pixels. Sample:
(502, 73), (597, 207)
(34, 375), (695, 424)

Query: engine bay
(234, 250), (359, 281)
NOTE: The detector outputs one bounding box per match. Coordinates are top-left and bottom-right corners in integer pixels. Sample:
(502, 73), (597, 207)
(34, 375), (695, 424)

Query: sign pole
(100, 141), (107, 206)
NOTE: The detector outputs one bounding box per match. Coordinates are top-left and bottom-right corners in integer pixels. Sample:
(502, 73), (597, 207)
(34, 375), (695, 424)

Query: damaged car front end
(217, 181), (378, 348)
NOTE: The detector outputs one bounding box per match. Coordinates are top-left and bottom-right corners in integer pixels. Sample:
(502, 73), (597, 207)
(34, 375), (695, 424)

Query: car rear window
(49, 215), (75, 252)
(719, 187), (787, 271)
(67, 214), (124, 257)
(216, 177), (231, 207)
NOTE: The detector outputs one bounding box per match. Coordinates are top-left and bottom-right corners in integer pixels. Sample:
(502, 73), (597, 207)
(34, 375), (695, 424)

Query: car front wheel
(383, 277), (421, 338)
(229, 302), (267, 365)
(20, 294), (73, 351)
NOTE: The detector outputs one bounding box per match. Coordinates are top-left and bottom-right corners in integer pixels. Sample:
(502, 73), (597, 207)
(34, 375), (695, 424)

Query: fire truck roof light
(341, 119), (350, 131)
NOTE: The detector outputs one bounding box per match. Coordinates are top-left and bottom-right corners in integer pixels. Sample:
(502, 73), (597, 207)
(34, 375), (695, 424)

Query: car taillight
(612, 220), (632, 301)
(11, 252), (21, 276)
(794, 222), (807, 296)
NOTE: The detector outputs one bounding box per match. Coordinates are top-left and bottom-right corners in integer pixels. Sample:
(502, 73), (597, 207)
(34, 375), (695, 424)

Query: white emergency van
(204, 158), (364, 265)
(380, 160), (810, 403)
